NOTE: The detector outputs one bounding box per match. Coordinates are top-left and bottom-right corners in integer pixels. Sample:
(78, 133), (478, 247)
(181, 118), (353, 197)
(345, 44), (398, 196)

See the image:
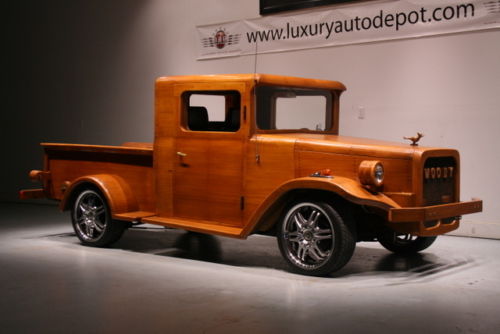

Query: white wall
(5, 0), (500, 237)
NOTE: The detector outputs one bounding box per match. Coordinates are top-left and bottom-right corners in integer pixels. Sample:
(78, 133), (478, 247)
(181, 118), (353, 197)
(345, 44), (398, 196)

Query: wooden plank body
(41, 143), (155, 215)
(21, 74), (482, 238)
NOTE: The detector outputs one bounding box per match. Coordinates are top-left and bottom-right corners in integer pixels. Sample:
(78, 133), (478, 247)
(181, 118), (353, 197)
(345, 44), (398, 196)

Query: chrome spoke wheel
(282, 203), (335, 271)
(277, 200), (356, 276)
(378, 230), (437, 254)
(394, 234), (418, 244)
(71, 188), (127, 247)
(73, 190), (109, 242)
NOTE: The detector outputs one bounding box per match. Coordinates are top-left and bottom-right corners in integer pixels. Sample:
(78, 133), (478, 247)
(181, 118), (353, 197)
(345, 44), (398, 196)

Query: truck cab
(150, 74), (345, 232)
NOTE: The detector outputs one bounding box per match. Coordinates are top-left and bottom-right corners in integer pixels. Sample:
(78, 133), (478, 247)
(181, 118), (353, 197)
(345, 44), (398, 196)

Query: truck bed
(35, 142), (155, 213)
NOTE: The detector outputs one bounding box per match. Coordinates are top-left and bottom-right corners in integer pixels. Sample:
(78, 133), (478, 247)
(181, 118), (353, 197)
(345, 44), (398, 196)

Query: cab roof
(156, 74), (346, 92)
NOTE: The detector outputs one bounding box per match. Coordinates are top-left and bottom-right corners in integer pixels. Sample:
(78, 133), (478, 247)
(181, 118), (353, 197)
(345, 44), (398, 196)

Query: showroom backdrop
(197, 0), (499, 59)
(5, 0), (500, 238)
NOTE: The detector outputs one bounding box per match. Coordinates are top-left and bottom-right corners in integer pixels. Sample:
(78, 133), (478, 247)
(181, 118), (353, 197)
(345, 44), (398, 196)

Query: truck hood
(277, 133), (432, 159)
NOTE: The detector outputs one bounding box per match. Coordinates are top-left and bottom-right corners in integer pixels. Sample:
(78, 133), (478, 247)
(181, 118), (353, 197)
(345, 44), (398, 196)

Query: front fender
(241, 176), (400, 237)
(60, 174), (139, 217)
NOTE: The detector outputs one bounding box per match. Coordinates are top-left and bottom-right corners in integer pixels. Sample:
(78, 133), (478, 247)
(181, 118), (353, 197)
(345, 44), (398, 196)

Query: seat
(188, 106), (209, 131)
(226, 108), (240, 131)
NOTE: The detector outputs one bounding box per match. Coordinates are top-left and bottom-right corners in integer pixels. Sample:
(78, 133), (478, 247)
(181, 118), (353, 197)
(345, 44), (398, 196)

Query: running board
(113, 211), (156, 221)
(141, 216), (245, 239)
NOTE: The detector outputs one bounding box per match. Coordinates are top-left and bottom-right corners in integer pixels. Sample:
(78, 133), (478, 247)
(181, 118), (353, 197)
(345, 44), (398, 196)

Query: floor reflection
(49, 227), (475, 279)
(171, 232), (222, 262)
(375, 252), (437, 272)
(335, 245), (476, 283)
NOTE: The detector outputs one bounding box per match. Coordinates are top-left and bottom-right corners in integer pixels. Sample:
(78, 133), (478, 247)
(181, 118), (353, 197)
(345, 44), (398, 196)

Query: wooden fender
(242, 176), (401, 237)
(60, 174), (139, 218)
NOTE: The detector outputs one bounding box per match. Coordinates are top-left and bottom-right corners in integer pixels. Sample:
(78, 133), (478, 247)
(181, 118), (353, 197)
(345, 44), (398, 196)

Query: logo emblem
(424, 167), (454, 180)
(201, 28), (241, 49)
(214, 30), (226, 49)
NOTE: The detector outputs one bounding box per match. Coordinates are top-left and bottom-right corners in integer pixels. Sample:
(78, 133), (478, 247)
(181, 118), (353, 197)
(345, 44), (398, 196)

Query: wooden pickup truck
(20, 74), (482, 276)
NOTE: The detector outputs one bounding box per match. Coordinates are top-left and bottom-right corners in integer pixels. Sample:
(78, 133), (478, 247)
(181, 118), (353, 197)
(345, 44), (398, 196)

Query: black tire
(378, 232), (436, 254)
(277, 201), (356, 276)
(71, 189), (126, 247)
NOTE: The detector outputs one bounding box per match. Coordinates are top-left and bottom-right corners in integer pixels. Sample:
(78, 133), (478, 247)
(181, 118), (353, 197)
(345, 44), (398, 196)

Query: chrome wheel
(394, 234), (418, 244)
(282, 202), (334, 271)
(71, 188), (126, 247)
(73, 190), (108, 242)
(378, 231), (437, 254)
(278, 200), (356, 276)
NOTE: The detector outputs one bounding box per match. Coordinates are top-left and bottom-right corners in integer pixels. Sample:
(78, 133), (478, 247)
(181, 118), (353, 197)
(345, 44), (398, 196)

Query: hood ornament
(404, 132), (424, 146)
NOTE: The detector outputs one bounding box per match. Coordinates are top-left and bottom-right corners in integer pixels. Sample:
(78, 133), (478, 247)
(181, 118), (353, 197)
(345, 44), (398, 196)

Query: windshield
(256, 86), (333, 132)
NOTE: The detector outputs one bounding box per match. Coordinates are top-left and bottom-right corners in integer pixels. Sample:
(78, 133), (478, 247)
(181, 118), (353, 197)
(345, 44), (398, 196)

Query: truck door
(172, 85), (245, 226)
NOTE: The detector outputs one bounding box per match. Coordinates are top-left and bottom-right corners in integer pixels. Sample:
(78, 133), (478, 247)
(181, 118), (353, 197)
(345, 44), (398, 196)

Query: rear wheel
(71, 189), (126, 247)
(378, 232), (436, 254)
(277, 201), (356, 276)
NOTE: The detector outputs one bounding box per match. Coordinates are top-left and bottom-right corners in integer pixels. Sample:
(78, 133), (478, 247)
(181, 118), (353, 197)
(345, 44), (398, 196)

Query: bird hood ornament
(404, 132), (424, 146)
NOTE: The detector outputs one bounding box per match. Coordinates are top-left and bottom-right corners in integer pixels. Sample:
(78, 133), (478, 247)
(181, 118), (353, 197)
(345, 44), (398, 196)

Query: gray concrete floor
(1, 203), (499, 334)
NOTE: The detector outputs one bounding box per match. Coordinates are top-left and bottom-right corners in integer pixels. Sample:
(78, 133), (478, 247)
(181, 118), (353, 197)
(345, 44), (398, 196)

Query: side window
(275, 95), (327, 130)
(256, 86), (332, 132)
(183, 91), (241, 132)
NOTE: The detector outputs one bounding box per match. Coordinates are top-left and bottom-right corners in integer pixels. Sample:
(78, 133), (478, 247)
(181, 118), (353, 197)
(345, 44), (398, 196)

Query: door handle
(176, 151), (187, 157)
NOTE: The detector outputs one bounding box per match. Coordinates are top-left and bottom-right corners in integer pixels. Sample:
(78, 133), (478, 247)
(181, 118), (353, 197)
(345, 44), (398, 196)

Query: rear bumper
(387, 199), (482, 236)
(19, 170), (52, 200)
(19, 189), (46, 200)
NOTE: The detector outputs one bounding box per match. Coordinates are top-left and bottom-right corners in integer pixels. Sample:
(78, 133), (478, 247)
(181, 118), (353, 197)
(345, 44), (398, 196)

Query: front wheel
(378, 232), (436, 254)
(277, 201), (356, 276)
(71, 189), (126, 247)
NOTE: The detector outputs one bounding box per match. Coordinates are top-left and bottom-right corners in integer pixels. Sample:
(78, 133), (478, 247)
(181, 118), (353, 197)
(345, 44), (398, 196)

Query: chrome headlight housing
(358, 160), (384, 188)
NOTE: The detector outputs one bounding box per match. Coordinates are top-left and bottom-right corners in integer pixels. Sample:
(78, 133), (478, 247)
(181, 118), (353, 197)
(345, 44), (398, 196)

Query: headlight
(358, 160), (384, 188)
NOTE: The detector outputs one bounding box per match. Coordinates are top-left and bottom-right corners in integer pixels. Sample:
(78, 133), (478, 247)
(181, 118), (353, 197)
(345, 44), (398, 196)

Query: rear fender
(60, 174), (139, 218)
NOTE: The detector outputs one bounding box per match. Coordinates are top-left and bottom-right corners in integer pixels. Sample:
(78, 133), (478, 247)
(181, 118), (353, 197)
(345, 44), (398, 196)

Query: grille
(423, 157), (456, 206)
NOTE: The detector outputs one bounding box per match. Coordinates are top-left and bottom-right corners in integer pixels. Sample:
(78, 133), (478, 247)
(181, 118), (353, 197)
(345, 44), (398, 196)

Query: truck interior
(184, 90), (241, 132)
